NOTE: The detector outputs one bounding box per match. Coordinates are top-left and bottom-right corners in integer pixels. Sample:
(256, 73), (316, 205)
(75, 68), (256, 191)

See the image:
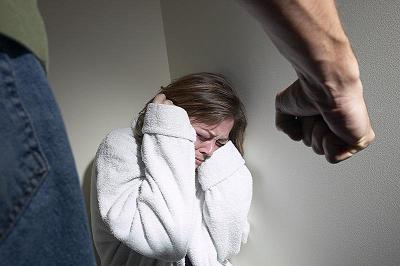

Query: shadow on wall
(82, 159), (101, 266)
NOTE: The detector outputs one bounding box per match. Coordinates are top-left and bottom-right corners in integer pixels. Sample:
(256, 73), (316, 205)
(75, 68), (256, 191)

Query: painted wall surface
(160, 1), (400, 265)
(39, 0), (171, 184)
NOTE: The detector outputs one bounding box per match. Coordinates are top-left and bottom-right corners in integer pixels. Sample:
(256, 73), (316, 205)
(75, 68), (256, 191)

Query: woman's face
(190, 118), (234, 168)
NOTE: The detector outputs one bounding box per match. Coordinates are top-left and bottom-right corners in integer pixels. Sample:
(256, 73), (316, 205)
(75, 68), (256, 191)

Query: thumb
(275, 80), (318, 141)
(275, 79), (318, 116)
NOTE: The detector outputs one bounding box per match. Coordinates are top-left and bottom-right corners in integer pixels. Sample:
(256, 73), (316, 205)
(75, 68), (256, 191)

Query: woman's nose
(200, 140), (215, 156)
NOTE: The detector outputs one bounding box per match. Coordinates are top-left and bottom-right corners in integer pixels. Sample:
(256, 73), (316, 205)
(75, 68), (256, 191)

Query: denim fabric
(0, 36), (96, 265)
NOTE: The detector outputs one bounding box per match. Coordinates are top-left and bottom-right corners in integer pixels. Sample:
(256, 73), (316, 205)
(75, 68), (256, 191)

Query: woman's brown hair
(134, 72), (247, 155)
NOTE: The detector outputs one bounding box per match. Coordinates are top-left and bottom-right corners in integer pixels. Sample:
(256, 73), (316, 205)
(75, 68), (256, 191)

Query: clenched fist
(275, 73), (375, 164)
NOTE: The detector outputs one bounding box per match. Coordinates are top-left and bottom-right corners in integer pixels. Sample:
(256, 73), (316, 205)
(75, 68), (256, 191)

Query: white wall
(39, 0), (171, 184)
(160, 1), (400, 265)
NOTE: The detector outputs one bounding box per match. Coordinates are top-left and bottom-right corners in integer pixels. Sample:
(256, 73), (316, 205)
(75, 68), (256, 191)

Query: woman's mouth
(195, 158), (204, 164)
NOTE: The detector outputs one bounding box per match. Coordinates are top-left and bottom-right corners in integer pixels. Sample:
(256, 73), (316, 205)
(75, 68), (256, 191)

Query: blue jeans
(0, 36), (96, 265)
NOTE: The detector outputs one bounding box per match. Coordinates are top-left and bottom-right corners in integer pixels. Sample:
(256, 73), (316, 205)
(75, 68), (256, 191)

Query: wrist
(295, 45), (363, 115)
(320, 52), (362, 105)
(304, 41), (362, 107)
(319, 41), (360, 87)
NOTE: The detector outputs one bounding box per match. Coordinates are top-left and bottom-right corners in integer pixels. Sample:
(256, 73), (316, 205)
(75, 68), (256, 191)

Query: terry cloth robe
(90, 103), (253, 266)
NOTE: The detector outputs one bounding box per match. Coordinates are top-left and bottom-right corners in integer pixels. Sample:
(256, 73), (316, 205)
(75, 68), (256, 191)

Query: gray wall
(38, 0), (400, 265)
(160, 0), (400, 265)
(39, 0), (171, 182)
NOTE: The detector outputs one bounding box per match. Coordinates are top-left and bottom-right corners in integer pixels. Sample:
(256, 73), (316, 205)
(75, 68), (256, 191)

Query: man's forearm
(239, 0), (359, 87)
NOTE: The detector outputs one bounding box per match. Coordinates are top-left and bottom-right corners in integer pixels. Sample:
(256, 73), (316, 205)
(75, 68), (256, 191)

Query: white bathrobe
(91, 103), (253, 266)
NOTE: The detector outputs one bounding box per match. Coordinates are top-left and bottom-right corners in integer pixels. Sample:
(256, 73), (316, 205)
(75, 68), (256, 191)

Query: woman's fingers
(164, 99), (173, 105)
(153, 94), (174, 105)
(153, 93), (166, 103)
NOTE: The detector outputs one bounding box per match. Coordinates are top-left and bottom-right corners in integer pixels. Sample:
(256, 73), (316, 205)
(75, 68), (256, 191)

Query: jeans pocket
(0, 53), (49, 242)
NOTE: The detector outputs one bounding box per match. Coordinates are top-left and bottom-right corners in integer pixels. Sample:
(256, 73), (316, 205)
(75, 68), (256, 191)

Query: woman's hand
(153, 93), (174, 105)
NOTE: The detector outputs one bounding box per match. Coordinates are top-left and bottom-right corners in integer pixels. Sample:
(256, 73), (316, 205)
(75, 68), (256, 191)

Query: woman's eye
(216, 141), (226, 147)
(196, 133), (207, 141)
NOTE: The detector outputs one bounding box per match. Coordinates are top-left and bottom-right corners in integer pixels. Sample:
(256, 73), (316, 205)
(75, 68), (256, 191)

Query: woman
(91, 72), (253, 266)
